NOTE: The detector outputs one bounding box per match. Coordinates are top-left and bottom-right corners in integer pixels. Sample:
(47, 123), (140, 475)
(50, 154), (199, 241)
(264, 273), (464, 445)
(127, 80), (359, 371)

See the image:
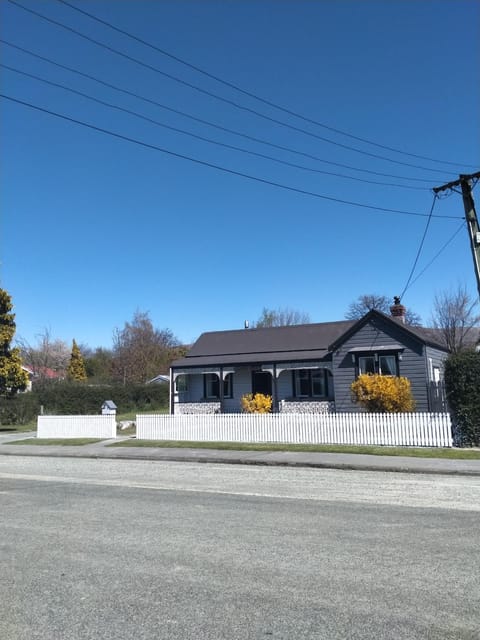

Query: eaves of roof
(172, 348), (331, 369)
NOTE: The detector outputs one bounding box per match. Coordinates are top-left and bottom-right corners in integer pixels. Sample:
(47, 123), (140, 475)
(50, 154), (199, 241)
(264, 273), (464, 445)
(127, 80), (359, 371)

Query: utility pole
(433, 171), (480, 300)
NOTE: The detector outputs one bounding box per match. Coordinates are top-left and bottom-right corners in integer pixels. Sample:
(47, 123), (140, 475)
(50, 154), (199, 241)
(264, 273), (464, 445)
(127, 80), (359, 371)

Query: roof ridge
(198, 318), (355, 338)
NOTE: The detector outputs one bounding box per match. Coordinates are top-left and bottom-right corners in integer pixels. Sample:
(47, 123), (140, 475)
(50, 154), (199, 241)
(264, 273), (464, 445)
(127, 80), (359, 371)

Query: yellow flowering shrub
(351, 374), (416, 413)
(241, 393), (273, 413)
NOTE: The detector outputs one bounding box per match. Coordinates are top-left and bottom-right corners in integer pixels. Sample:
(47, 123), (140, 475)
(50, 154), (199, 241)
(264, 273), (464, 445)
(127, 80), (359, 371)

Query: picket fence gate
(136, 412), (452, 448)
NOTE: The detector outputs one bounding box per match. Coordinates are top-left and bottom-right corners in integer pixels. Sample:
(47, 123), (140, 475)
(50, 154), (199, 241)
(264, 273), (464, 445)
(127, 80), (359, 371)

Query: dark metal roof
(172, 320), (354, 368)
(172, 312), (456, 371)
(408, 325), (480, 349)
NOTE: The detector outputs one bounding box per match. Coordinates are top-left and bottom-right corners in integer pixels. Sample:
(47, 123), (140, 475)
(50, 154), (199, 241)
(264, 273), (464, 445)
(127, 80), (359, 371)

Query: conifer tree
(0, 288), (29, 396)
(67, 339), (87, 382)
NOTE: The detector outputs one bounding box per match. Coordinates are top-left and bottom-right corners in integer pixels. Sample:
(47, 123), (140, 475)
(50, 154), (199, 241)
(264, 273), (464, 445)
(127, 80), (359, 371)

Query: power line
(1, 39), (436, 186)
(6, 0), (458, 177)
(405, 222), (466, 292)
(1, 63), (428, 191)
(1, 93), (463, 219)
(56, 0), (476, 171)
(400, 194), (438, 299)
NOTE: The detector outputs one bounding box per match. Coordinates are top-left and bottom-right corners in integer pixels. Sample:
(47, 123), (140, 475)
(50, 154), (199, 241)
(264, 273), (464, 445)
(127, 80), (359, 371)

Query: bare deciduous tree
(345, 294), (422, 326)
(17, 328), (70, 380)
(254, 307), (311, 328)
(431, 285), (480, 353)
(112, 310), (180, 384)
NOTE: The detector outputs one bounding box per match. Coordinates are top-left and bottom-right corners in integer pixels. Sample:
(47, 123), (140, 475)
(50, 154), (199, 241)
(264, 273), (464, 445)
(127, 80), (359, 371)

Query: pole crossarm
(432, 171), (480, 194)
(433, 171), (480, 300)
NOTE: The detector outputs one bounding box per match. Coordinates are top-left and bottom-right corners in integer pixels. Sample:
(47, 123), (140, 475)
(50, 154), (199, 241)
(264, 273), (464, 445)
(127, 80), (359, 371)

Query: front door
(252, 370), (272, 397)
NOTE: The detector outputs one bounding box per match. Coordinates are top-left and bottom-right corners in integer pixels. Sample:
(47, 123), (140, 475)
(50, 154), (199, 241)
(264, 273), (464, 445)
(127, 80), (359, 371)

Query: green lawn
(0, 421), (36, 433)
(108, 439), (480, 459)
(4, 438), (104, 446)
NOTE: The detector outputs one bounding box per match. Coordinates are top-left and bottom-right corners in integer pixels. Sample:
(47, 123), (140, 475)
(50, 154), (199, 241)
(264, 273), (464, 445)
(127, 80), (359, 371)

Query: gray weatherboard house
(170, 303), (449, 414)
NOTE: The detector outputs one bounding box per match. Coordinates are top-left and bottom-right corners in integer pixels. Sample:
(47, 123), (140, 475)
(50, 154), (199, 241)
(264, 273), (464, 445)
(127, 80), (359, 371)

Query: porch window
(204, 373), (233, 399)
(175, 375), (188, 393)
(204, 374), (219, 398)
(293, 369), (327, 398)
(223, 373), (233, 398)
(358, 354), (398, 376)
(311, 370), (326, 396)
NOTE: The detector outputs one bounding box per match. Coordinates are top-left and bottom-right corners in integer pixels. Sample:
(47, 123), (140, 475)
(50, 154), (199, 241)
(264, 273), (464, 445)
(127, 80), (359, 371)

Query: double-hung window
(223, 373), (233, 398)
(358, 353), (398, 376)
(293, 369), (327, 398)
(204, 373), (233, 399)
(204, 374), (219, 398)
(379, 355), (397, 375)
(358, 356), (375, 375)
(175, 375), (188, 393)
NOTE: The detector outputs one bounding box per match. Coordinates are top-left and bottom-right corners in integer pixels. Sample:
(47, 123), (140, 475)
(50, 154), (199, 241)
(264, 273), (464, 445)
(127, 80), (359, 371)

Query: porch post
(273, 364), (278, 412)
(219, 366), (224, 411)
(169, 367), (174, 415)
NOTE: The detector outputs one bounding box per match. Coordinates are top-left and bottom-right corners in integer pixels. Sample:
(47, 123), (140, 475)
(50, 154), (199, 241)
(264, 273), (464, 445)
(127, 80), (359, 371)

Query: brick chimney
(390, 296), (406, 324)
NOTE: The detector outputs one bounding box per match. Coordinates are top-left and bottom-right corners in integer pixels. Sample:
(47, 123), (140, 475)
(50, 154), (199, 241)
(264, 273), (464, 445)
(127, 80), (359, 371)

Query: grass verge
(108, 439), (480, 459)
(0, 422), (36, 433)
(4, 438), (104, 446)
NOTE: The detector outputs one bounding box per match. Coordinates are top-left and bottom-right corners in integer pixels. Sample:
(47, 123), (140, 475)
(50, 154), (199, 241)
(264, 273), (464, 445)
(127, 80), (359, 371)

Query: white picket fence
(137, 412), (453, 448)
(37, 415), (117, 439)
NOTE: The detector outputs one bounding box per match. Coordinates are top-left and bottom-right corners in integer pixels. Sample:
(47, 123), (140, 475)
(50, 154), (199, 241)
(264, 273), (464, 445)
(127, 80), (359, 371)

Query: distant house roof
(22, 365), (63, 379)
(102, 400), (117, 409)
(147, 374), (170, 384)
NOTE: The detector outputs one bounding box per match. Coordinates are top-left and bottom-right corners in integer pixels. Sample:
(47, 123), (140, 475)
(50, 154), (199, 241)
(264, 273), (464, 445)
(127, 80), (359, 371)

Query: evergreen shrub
(0, 393), (40, 425)
(444, 349), (480, 446)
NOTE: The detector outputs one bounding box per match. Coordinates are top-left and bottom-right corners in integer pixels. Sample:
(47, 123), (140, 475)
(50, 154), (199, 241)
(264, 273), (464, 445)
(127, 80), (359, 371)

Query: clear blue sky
(1, 0), (479, 349)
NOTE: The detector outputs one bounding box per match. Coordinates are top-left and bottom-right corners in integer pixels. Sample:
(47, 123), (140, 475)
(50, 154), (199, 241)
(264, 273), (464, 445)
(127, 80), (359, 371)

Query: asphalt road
(1, 457), (479, 640)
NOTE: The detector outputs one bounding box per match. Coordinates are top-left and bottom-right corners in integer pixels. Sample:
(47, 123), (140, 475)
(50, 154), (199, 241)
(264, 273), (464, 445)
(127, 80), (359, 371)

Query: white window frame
(358, 356), (376, 375)
(357, 353), (398, 376)
(378, 355), (397, 376)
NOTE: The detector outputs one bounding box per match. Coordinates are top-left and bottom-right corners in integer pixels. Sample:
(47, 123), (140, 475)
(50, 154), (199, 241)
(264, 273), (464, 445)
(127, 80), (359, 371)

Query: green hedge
(0, 381), (169, 425)
(444, 349), (480, 446)
(0, 393), (41, 426)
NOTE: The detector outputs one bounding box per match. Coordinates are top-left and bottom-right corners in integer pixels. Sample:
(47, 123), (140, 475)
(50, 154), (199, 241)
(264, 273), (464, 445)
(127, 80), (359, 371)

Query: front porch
(170, 362), (335, 414)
